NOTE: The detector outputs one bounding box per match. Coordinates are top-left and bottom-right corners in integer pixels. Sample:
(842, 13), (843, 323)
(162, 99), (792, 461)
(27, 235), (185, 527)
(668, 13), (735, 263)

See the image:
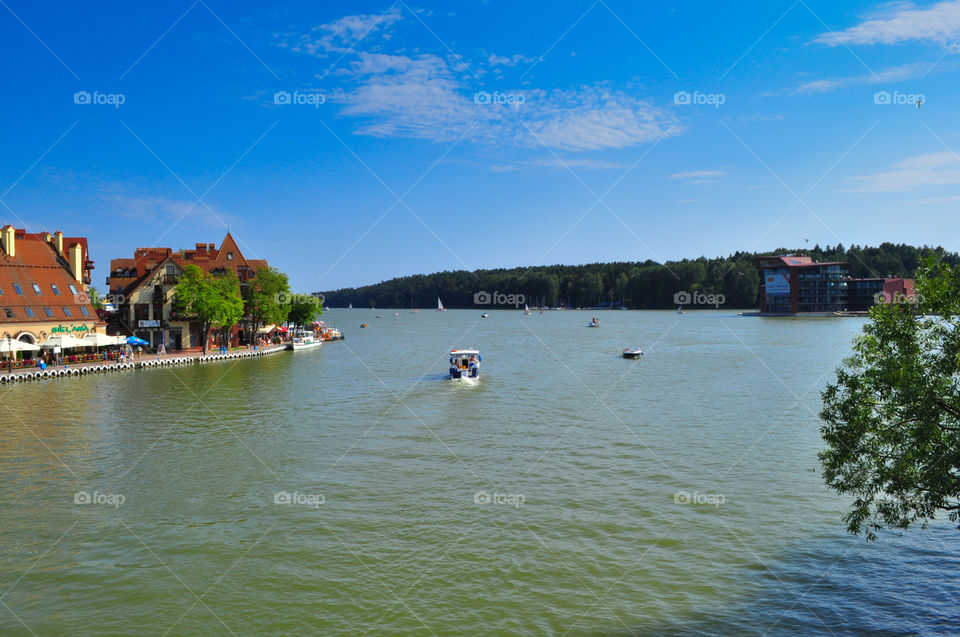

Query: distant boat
(481, 312), (489, 318)
(622, 347), (643, 359)
(393, 312), (399, 317)
(677, 306), (685, 315)
(348, 303), (353, 310)
(437, 297), (446, 312)
(523, 304), (531, 316)
(588, 317), (600, 328)
(360, 323), (368, 328)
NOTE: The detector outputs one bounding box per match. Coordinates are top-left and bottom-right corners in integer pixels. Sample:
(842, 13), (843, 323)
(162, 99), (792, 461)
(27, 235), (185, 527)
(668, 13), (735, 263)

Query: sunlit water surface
(2, 309), (958, 636)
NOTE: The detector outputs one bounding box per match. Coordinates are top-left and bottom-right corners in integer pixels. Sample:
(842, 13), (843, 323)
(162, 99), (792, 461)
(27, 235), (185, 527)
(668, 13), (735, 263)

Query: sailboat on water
(523, 303), (531, 316)
(348, 302), (353, 310)
(437, 297), (446, 312)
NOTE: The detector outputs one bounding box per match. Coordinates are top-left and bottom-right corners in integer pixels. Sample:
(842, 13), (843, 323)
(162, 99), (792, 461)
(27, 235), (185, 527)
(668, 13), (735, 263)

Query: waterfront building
(0, 226), (99, 346)
(105, 233), (268, 350)
(756, 254), (914, 314)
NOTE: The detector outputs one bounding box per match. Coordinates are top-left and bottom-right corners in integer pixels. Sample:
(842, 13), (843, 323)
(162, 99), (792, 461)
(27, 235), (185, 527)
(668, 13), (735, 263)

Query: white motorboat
(588, 317), (600, 328)
(622, 347), (643, 359)
(290, 331), (322, 350)
(449, 349), (481, 380)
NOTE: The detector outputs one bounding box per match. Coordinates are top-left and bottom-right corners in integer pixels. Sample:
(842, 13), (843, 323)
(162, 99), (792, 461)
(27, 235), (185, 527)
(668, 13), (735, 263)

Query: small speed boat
(622, 347), (643, 359)
(449, 349), (481, 380)
(481, 313), (489, 318)
(588, 317), (600, 328)
(677, 306), (685, 315)
(360, 323), (369, 328)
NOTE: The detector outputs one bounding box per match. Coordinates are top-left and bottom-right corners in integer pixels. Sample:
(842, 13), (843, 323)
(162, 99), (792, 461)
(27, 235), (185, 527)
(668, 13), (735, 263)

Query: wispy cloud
(847, 151), (960, 192)
(279, 11), (680, 154)
(488, 53), (535, 67)
(279, 7), (403, 55)
(491, 157), (625, 172)
(815, 1), (960, 49)
(670, 170), (727, 180)
(106, 194), (232, 228)
(785, 61), (947, 94)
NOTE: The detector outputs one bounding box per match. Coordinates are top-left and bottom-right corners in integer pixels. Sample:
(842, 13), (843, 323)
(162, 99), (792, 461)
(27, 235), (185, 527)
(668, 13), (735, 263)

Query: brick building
(0, 226), (98, 346)
(106, 233), (268, 350)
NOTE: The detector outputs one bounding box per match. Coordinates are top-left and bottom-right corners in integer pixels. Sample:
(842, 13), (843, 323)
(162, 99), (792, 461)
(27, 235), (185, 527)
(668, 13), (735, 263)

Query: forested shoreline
(319, 244), (959, 310)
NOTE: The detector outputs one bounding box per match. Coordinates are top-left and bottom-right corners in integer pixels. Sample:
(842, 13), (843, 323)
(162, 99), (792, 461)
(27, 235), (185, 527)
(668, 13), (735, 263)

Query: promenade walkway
(1, 344), (289, 384)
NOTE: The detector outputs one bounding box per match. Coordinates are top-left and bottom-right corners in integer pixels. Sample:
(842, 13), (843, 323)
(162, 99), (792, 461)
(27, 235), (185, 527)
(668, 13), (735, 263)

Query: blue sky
(1, 0), (959, 291)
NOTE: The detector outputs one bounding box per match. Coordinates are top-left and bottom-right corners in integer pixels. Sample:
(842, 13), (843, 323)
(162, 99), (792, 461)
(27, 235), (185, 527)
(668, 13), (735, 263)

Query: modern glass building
(756, 255), (850, 313)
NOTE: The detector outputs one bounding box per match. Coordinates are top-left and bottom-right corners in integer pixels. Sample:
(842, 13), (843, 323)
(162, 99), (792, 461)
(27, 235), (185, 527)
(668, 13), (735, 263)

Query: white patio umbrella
(82, 333), (126, 347)
(41, 334), (87, 350)
(82, 332), (125, 356)
(0, 339), (40, 354)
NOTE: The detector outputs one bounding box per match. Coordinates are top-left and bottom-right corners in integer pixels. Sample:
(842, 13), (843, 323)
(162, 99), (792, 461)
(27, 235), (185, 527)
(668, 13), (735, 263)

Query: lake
(2, 309), (958, 635)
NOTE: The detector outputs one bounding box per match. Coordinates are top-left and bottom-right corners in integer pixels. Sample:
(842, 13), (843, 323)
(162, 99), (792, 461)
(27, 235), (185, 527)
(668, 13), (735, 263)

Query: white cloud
(278, 11), (679, 156)
(670, 170), (727, 180)
(281, 8), (403, 55)
(815, 0), (960, 49)
(490, 157), (626, 172)
(107, 194), (231, 228)
(786, 62), (943, 95)
(487, 53), (535, 66)
(848, 152), (960, 191)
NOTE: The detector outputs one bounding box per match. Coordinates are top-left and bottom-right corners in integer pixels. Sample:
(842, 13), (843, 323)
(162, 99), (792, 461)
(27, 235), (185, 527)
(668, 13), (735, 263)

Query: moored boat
(449, 348), (481, 380)
(290, 331), (322, 350)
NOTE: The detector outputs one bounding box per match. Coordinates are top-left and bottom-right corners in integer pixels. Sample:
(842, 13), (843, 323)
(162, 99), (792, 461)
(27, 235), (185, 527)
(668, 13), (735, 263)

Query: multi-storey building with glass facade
(755, 254), (913, 314)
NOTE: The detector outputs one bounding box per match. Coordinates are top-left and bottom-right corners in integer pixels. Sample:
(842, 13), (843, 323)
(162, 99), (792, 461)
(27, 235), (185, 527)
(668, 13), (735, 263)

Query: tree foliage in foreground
(318, 243), (958, 310)
(174, 264), (245, 354)
(820, 256), (960, 539)
(244, 266), (291, 329)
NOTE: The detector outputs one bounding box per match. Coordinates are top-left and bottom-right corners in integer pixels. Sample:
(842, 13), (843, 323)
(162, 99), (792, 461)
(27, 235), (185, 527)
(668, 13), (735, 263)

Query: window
(0, 286), (3, 295)
(80, 306), (89, 317)
(68, 284), (78, 295)
(166, 265), (175, 275)
(3, 307), (12, 319)
(43, 306), (53, 318)
(24, 307), (34, 318)
(13, 283), (23, 295)
(62, 306), (72, 317)
(32, 283), (41, 295)
(227, 252), (233, 260)
(51, 284), (61, 295)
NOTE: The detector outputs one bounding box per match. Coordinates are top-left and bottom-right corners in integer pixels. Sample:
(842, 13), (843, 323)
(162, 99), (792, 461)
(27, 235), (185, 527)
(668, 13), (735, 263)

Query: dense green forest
(318, 243), (960, 310)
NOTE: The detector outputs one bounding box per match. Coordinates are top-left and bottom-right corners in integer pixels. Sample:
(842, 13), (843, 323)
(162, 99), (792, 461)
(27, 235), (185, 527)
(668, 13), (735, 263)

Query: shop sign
(52, 325), (90, 333)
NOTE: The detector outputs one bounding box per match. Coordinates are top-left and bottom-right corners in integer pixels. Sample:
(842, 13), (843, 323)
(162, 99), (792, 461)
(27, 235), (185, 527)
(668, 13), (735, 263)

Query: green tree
(174, 265), (245, 354)
(820, 257), (960, 539)
(287, 295), (323, 332)
(244, 267), (291, 330)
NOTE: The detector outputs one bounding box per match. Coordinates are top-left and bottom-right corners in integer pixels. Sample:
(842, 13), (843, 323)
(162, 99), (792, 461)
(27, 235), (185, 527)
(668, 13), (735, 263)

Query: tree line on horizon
(319, 243), (960, 310)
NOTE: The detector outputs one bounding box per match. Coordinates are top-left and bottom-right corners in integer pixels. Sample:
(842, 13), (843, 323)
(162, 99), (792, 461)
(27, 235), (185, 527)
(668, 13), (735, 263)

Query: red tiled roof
(0, 229), (97, 324)
(107, 232), (268, 295)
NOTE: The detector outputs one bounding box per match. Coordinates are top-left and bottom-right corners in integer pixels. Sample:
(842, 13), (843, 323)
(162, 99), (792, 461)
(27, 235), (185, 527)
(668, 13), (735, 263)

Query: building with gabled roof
(0, 226), (99, 346)
(105, 232), (269, 350)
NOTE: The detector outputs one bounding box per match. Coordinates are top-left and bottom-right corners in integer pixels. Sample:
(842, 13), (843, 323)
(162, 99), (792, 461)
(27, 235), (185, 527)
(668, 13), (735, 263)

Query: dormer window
(227, 252), (234, 260)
